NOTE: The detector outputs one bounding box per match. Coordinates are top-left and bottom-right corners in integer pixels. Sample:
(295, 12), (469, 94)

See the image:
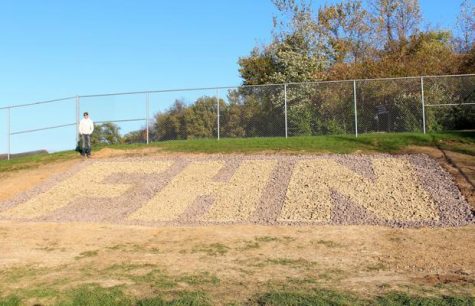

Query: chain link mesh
(150, 90), (218, 141)
(80, 93), (148, 145)
(2, 75), (474, 158)
(357, 78), (423, 133)
(8, 98), (76, 155)
(287, 81), (355, 136)
(424, 75), (475, 131)
(219, 85), (285, 138)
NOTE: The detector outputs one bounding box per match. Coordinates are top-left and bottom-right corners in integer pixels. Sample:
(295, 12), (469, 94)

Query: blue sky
(0, 1), (276, 106)
(0, 0), (468, 107)
(0, 0), (469, 154)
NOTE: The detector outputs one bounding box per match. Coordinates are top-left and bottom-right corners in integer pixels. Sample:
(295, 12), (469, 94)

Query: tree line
(93, 0), (475, 145)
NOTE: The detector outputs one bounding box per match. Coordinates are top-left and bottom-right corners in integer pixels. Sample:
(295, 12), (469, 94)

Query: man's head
(83, 112), (89, 118)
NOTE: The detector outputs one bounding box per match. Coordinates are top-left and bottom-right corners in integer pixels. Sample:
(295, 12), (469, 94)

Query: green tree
(239, 33), (323, 85)
(153, 100), (188, 140)
(220, 94), (246, 138)
(123, 129), (146, 144)
(91, 122), (122, 145)
(184, 96), (218, 139)
(148, 0), (474, 140)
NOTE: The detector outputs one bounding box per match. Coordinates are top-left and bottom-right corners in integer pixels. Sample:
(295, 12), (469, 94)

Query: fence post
(7, 107), (11, 160)
(284, 84), (288, 138)
(146, 93), (150, 144)
(353, 80), (358, 137)
(217, 89), (220, 140)
(421, 77), (426, 134)
(75, 96), (80, 145)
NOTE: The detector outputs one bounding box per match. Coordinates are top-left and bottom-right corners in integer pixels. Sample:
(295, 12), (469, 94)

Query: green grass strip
(1, 132), (473, 173)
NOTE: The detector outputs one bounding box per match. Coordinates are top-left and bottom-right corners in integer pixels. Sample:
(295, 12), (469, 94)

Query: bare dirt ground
(0, 148), (474, 304)
(0, 221), (474, 305)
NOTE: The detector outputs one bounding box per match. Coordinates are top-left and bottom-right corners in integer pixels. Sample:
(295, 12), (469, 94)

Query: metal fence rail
(1, 74), (474, 160)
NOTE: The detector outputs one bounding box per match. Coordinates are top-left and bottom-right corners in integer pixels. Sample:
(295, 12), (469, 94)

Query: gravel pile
(0, 154), (473, 228)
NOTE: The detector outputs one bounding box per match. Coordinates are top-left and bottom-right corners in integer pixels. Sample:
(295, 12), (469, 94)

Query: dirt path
(443, 150), (475, 206)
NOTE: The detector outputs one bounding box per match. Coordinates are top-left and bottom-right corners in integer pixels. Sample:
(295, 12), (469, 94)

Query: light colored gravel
(129, 161), (224, 222)
(129, 160), (276, 222)
(0, 154), (473, 228)
(279, 158), (438, 222)
(279, 160), (334, 222)
(0, 161), (172, 219)
(201, 160), (276, 222)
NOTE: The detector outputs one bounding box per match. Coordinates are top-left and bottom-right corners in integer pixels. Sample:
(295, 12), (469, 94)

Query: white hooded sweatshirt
(79, 118), (94, 135)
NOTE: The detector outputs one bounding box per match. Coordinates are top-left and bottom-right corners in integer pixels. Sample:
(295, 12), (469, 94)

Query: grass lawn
(1, 131), (474, 173)
(1, 284), (473, 306)
(151, 131), (475, 154)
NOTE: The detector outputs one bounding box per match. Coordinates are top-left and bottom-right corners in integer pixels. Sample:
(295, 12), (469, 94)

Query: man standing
(79, 112), (94, 158)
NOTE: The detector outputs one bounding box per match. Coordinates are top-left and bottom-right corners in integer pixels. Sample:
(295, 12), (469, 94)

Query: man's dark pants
(81, 134), (91, 156)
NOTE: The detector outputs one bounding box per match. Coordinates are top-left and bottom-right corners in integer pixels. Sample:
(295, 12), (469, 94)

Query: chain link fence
(287, 81), (356, 136)
(217, 85), (286, 138)
(1, 74), (474, 159)
(357, 78), (424, 134)
(424, 75), (475, 131)
(79, 93), (149, 145)
(150, 89), (219, 141)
